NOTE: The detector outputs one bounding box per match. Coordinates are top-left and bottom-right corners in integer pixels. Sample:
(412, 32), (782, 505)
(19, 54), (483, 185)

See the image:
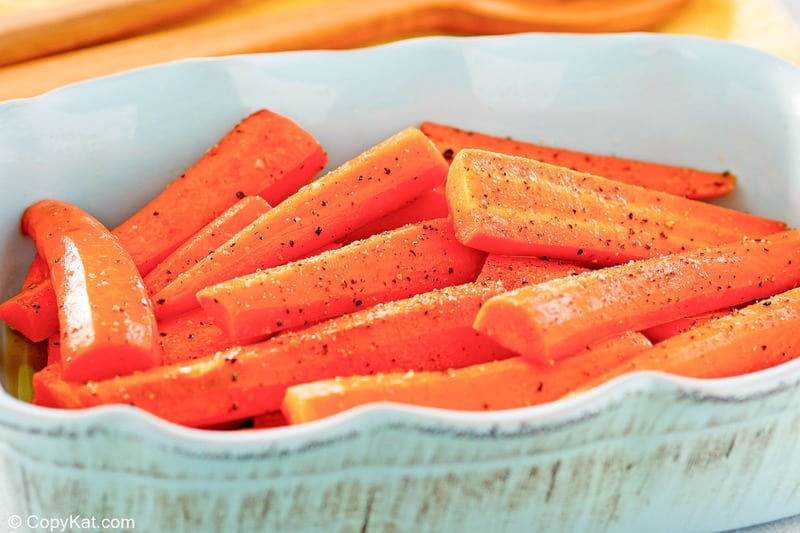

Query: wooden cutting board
(0, 0), (797, 101)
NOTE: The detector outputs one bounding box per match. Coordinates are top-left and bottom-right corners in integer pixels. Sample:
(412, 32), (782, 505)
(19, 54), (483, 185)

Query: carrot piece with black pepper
(577, 286), (800, 390)
(476, 254), (589, 290)
(21, 254), (49, 289)
(144, 196), (271, 295)
(197, 218), (485, 340)
(152, 127), (449, 319)
(640, 308), (736, 343)
(281, 331), (651, 424)
(446, 149), (786, 265)
(341, 186), (448, 244)
(1, 109), (326, 342)
(473, 229), (800, 364)
(22, 199), (159, 382)
(155, 308), (238, 365)
(33, 282), (513, 427)
(421, 120), (736, 199)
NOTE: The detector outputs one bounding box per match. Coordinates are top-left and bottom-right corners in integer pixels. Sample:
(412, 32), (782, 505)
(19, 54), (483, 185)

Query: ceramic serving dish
(1, 33), (800, 533)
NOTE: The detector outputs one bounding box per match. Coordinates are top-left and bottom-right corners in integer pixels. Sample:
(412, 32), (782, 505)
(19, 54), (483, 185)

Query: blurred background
(0, 0), (798, 101)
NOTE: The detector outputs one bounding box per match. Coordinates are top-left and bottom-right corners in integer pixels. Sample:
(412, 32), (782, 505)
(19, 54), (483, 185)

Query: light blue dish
(1, 33), (799, 532)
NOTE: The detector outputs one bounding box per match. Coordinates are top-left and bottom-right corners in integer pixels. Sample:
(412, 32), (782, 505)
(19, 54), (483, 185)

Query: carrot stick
(33, 282), (513, 427)
(197, 218), (486, 340)
(21, 254), (49, 289)
(640, 308), (736, 343)
(282, 331), (651, 424)
(143, 196), (271, 295)
(473, 229), (800, 364)
(152, 127), (449, 319)
(155, 308), (237, 365)
(341, 186), (448, 244)
(476, 254), (589, 290)
(22, 199), (159, 382)
(251, 411), (289, 430)
(578, 286), (800, 391)
(446, 149), (786, 265)
(1, 108), (326, 342)
(46, 333), (61, 365)
(421, 120), (735, 199)
(0, 279), (59, 342)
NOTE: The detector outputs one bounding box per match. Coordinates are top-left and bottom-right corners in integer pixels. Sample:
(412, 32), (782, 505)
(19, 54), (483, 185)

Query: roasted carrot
(143, 196), (271, 295)
(34, 282), (514, 427)
(640, 308), (736, 343)
(578, 286), (800, 391)
(0, 280), (59, 343)
(341, 187), (448, 244)
(476, 254), (589, 290)
(152, 127), (449, 318)
(474, 230), (800, 364)
(1, 109), (326, 342)
(22, 200), (158, 382)
(446, 149), (786, 265)
(197, 218), (486, 340)
(251, 411), (289, 429)
(46, 333), (61, 365)
(282, 331), (651, 424)
(421, 121), (735, 199)
(21, 254), (49, 289)
(32, 364), (82, 408)
(155, 308), (236, 365)
(116, 108), (326, 274)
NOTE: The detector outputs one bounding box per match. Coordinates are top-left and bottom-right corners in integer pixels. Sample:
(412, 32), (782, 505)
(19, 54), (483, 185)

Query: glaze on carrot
(282, 331), (651, 424)
(474, 230), (800, 364)
(476, 254), (589, 290)
(197, 218), (486, 340)
(421, 121), (736, 199)
(155, 308), (237, 365)
(341, 187), (448, 244)
(22, 200), (158, 382)
(640, 308), (736, 343)
(152, 127), (449, 318)
(446, 149), (786, 265)
(21, 254), (49, 289)
(34, 282), (513, 426)
(579, 286), (800, 389)
(1, 109), (326, 342)
(143, 196), (271, 295)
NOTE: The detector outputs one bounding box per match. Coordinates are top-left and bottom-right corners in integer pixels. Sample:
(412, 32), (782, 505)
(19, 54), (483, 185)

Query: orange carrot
(446, 149), (786, 265)
(117, 108), (326, 273)
(579, 286), (800, 390)
(282, 331), (651, 424)
(32, 364), (82, 408)
(34, 282), (513, 427)
(22, 200), (158, 382)
(155, 308), (237, 365)
(143, 196), (271, 295)
(341, 187), (448, 244)
(197, 218), (486, 340)
(46, 333), (61, 365)
(251, 411), (289, 429)
(640, 308), (736, 343)
(21, 254), (49, 289)
(152, 127), (449, 318)
(474, 230), (800, 364)
(0, 279), (59, 343)
(476, 254), (589, 290)
(1, 108), (326, 342)
(421, 120), (735, 199)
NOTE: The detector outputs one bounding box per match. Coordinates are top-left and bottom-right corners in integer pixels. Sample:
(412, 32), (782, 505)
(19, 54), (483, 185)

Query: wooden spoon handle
(0, 0), (226, 67)
(0, 0), (689, 101)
